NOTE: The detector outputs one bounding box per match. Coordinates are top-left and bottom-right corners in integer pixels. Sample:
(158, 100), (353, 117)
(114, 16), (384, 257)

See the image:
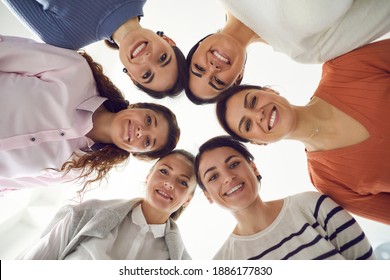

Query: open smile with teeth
(212, 50), (230, 64)
(224, 183), (243, 196)
(131, 42), (147, 59)
(268, 107), (277, 131)
(127, 121), (133, 142)
(156, 189), (173, 200)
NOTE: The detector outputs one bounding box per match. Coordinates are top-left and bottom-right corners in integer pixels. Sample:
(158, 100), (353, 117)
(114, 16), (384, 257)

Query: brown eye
(142, 70), (151, 79)
(159, 53), (167, 62)
(195, 64), (205, 72)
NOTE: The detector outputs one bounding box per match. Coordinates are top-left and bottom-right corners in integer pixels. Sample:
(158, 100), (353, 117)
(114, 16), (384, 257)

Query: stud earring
(156, 31), (164, 37)
(123, 68), (128, 73)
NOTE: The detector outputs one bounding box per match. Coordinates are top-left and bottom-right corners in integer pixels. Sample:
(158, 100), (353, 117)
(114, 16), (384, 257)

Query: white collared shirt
(65, 204), (169, 260)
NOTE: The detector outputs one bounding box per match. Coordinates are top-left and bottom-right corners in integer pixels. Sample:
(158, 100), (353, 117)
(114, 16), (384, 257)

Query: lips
(127, 121), (133, 142)
(224, 183), (243, 196)
(131, 41), (147, 59)
(156, 189), (173, 200)
(268, 106), (278, 131)
(212, 50), (230, 64)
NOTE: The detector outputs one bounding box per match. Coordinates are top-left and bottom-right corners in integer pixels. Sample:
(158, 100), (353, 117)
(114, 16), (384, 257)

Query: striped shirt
(3, 0), (146, 49)
(213, 192), (374, 260)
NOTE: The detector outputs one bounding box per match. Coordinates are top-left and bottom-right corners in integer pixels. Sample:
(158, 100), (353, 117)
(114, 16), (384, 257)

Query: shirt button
(31, 137), (36, 142)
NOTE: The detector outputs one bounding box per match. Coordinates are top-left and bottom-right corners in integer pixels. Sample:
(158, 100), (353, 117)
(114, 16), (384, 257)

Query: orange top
(307, 39), (390, 225)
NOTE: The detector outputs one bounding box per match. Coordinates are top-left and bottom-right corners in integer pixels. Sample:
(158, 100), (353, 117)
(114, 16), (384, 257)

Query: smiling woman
(1, 0), (389, 261)
(3, 0), (187, 98)
(0, 35), (180, 195)
(15, 149), (197, 260)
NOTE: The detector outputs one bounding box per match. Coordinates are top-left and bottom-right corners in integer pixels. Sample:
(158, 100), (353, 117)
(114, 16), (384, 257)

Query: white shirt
(65, 204), (169, 260)
(0, 35), (106, 193)
(220, 0), (390, 62)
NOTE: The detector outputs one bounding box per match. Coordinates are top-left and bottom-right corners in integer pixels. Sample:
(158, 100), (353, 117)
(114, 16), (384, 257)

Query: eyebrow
(191, 68), (202, 78)
(202, 155), (238, 178)
(151, 115), (158, 149)
(208, 81), (224, 91)
(238, 92), (250, 133)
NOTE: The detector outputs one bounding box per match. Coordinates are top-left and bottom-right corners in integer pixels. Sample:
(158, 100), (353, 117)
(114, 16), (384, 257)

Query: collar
(132, 204), (166, 238)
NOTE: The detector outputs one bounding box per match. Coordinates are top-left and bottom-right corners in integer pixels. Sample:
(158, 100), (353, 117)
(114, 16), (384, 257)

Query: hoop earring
(123, 68), (128, 73)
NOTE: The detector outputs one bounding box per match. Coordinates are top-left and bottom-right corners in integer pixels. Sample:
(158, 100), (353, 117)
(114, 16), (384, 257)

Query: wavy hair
(61, 52), (180, 195)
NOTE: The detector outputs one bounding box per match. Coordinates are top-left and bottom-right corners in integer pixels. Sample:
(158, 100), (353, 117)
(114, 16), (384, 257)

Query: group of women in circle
(1, 0), (389, 260)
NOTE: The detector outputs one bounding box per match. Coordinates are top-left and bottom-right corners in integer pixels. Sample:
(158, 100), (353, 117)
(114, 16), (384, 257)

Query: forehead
(199, 146), (242, 169)
(155, 153), (194, 176)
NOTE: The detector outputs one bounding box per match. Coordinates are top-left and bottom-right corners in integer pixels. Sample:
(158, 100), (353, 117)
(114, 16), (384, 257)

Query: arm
(314, 194), (375, 259)
(0, 35), (85, 76)
(316, 184), (390, 226)
(16, 211), (73, 260)
(3, 0), (74, 49)
(317, 0), (390, 61)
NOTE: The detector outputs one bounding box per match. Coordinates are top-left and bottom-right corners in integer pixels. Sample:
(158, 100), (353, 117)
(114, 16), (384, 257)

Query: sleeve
(313, 193), (375, 260)
(315, 0), (390, 62)
(0, 35), (85, 76)
(3, 0), (74, 49)
(15, 211), (73, 260)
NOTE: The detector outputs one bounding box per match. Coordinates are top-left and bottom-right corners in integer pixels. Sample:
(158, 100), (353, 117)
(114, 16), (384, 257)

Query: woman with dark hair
(4, 0), (187, 98)
(17, 149), (196, 260)
(195, 136), (374, 260)
(186, 0), (390, 104)
(215, 39), (390, 225)
(0, 35), (180, 195)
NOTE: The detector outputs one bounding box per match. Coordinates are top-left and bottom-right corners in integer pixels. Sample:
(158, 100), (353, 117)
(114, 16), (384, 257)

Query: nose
(136, 126), (143, 139)
(140, 51), (151, 63)
(222, 171), (235, 185)
(209, 60), (221, 71)
(164, 181), (174, 190)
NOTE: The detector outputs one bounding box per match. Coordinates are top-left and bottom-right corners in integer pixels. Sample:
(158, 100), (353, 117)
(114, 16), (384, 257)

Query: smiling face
(145, 153), (196, 216)
(118, 29), (178, 92)
(110, 108), (169, 153)
(225, 88), (296, 144)
(189, 33), (246, 101)
(198, 147), (259, 212)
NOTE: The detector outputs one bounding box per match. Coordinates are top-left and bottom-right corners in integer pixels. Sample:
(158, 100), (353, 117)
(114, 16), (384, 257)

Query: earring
(156, 31), (164, 37)
(123, 68), (128, 74)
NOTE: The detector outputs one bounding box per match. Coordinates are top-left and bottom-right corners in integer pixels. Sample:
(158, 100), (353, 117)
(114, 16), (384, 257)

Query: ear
(181, 194), (193, 209)
(234, 68), (245, 86)
(203, 190), (214, 204)
(249, 161), (260, 177)
(161, 34), (176, 47)
(250, 140), (268, 146)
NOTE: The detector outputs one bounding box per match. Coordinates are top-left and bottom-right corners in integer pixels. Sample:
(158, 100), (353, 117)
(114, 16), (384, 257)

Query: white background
(0, 0), (389, 260)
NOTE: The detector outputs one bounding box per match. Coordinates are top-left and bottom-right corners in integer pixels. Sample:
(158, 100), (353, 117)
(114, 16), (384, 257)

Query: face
(119, 29), (178, 92)
(110, 107), (169, 153)
(145, 153), (196, 215)
(198, 147), (259, 212)
(225, 88), (295, 144)
(189, 34), (246, 101)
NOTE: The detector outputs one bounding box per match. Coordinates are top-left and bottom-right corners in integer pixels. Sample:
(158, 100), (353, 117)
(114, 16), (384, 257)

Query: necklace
(305, 128), (319, 141)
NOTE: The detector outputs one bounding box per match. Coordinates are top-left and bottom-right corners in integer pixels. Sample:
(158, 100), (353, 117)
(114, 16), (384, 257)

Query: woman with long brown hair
(0, 35), (180, 195)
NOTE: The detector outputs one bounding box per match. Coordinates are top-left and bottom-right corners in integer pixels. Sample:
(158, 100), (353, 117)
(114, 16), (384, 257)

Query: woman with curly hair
(0, 35), (180, 195)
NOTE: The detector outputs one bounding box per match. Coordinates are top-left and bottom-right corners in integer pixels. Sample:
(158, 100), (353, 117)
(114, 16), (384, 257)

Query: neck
(232, 196), (282, 236)
(112, 16), (141, 46)
(221, 12), (264, 47)
(141, 201), (170, 224)
(288, 97), (333, 151)
(86, 105), (115, 144)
